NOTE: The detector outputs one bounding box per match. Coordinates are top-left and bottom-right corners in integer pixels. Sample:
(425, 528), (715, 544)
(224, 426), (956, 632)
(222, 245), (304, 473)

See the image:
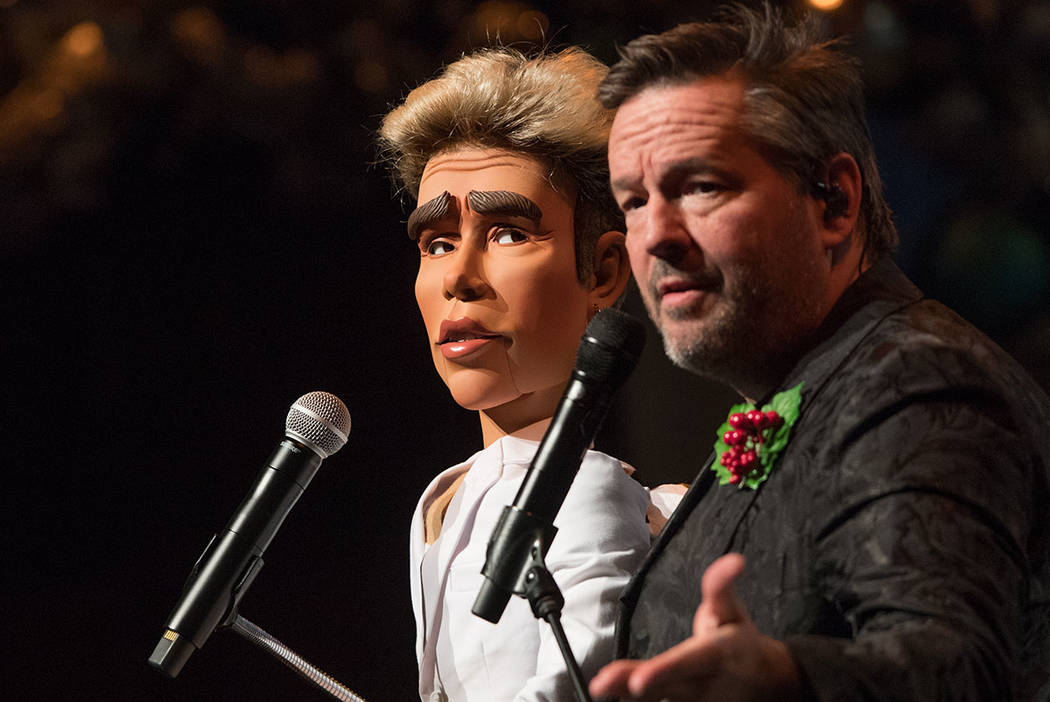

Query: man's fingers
(593, 557), (752, 701)
(622, 633), (723, 698)
(694, 553), (748, 633)
(589, 659), (642, 698)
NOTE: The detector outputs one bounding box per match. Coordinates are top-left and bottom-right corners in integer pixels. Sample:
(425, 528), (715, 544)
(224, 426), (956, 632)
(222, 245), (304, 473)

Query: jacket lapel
(615, 258), (925, 656)
(615, 453), (716, 654)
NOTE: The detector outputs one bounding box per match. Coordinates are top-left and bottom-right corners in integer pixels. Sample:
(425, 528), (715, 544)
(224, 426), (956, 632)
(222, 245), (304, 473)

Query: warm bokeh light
(517, 10), (549, 40)
(30, 88), (64, 120)
(474, 1), (517, 37)
(473, 1), (545, 41)
(354, 61), (389, 93)
(62, 22), (103, 58)
(807, 0), (845, 11)
(245, 47), (321, 87)
(171, 6), (225, 59)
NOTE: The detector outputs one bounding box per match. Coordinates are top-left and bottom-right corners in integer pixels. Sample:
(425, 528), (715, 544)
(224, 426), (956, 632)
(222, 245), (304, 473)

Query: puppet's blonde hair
(378, 47), (621, 279)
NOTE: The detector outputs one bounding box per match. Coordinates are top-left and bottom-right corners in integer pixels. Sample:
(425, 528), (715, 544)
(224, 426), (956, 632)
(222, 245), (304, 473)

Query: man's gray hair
(598, 2), (897, 260)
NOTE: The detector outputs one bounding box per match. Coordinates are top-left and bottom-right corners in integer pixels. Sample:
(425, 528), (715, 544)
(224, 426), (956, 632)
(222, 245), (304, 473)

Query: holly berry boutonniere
(712, 382), (803, 489)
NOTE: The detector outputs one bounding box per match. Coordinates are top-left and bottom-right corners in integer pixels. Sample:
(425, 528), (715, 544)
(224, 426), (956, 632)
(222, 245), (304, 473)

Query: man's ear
(588, 230), (631, 306)
(817, 152), (862, 251)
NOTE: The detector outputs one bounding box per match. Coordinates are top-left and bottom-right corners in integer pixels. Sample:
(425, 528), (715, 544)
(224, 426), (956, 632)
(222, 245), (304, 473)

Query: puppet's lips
(439, 336), (499, 359)
(439, 332), (501, 343)
(438, 317), (500, 345)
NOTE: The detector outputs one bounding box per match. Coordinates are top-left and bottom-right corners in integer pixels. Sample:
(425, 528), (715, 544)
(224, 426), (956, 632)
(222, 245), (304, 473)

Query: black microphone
(148, 391), (351, 677)
(472, 308), (646, 623)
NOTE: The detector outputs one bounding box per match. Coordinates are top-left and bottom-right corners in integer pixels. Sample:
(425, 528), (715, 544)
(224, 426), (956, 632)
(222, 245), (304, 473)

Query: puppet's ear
(589, 230), (631, 306)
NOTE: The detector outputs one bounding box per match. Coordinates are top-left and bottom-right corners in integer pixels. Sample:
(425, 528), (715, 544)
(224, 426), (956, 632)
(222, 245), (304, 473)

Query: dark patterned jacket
(616, 257), (1050, 701)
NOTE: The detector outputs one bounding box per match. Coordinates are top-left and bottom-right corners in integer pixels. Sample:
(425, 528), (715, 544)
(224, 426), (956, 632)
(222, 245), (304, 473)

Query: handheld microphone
(148, 391), (351, 677)
(472, 308), (646, 623)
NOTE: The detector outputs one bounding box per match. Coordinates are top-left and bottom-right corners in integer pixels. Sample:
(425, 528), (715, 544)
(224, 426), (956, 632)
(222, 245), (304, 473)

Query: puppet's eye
(421, 236), (456, 256)
(492, 227), (528, 245)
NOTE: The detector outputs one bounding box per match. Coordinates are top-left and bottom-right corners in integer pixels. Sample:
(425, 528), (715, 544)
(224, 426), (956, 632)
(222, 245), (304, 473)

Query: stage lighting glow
(517, 10), (549, 40)
(808, 0), (845, 11)
(63, 22), (103, 58)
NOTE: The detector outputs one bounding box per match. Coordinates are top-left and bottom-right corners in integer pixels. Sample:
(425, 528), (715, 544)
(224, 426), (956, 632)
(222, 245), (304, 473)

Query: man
(589, 4), (1050, 701)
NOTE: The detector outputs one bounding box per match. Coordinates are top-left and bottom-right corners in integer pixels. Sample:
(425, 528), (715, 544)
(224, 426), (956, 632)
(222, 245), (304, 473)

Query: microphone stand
(474, 505), (593, 702)
(228, 614), (369, 702)
(520, 540), (593, 702)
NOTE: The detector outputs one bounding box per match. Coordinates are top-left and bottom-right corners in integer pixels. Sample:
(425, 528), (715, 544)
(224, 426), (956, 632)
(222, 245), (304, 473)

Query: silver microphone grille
(285, 391), (351, 458)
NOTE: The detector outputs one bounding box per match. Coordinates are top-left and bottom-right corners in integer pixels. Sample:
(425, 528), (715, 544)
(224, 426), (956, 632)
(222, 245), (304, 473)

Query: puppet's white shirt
(409, 433), (650, 702)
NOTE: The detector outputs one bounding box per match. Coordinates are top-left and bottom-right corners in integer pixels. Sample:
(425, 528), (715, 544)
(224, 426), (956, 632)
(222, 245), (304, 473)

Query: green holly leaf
(767, 383), (802, 426)
(709, 383), (804, 490)
(762, 382), (803, 456)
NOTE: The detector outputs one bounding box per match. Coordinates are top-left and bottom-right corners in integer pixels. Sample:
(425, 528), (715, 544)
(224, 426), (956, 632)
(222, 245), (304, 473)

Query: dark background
(3, 0), (1048, 699)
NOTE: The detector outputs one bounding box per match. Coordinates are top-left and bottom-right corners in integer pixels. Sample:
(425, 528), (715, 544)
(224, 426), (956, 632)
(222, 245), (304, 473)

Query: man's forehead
(611, 77), (746, 140)
(609, 78), (755, 181)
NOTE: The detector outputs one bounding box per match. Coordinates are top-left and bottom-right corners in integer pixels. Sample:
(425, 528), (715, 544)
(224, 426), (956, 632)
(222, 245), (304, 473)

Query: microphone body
(149, 392), (350, 677)
(472, 309), (645, 623)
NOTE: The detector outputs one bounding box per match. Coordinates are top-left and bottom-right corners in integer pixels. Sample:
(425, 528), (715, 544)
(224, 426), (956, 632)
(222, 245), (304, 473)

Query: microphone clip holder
(475, 506), (593, 702)
(478, 505), (558, 605)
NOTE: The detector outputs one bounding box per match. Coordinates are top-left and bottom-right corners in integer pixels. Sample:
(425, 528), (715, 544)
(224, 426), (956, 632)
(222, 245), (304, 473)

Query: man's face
(412, 147), (589, 413)
(608, 76), (829, 393)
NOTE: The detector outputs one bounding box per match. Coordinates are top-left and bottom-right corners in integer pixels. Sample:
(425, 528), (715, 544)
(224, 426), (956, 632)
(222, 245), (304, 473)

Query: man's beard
(642, 211), (824, 394)
(648, 260), (778, 385)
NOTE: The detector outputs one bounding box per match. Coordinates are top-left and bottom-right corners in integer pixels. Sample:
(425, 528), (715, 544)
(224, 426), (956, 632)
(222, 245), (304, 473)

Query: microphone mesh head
(576, 308), (647, 389)
(285, 391), (351, 458)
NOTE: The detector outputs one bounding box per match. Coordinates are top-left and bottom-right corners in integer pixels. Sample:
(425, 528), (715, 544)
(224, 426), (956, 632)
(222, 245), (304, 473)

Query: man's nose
(638, 197), (694, 265)
(443, 246), (491, 301)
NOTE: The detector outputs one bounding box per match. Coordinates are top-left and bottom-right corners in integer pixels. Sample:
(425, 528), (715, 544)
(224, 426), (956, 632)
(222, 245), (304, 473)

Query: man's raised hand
(588, 554), (801, 702)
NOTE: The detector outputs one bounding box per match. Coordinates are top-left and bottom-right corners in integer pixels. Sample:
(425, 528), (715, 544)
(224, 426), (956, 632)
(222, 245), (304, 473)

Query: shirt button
(429, 691), (447, 702)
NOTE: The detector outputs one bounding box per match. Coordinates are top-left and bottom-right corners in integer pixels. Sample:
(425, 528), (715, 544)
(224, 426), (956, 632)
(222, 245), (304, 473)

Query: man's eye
(423, 238), (455, 256)
(620, 196), (646, 212)
(683, 181), (722, 196)
(492, 227), (528, 245)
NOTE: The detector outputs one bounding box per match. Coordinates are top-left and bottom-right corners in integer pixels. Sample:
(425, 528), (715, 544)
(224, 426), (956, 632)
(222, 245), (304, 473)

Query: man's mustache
(647, 259), (723, 300)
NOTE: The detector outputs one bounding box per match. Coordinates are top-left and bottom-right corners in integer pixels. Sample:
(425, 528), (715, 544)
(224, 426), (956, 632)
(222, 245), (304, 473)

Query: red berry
(766, 410), (784, 428)
(745, 409), (764, 427)
(723, 430), (744, 446)
(728, 413), (750, 431)
(729, 473), (742, 485)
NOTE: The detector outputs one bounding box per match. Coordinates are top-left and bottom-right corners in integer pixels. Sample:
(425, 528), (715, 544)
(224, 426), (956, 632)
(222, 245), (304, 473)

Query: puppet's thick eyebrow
(407, 191), (454, 240)
(467, 190), (542, 226)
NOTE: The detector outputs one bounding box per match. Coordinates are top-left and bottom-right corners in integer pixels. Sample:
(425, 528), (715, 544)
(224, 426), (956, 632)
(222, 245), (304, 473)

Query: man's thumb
(694, 553), (748, 634)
